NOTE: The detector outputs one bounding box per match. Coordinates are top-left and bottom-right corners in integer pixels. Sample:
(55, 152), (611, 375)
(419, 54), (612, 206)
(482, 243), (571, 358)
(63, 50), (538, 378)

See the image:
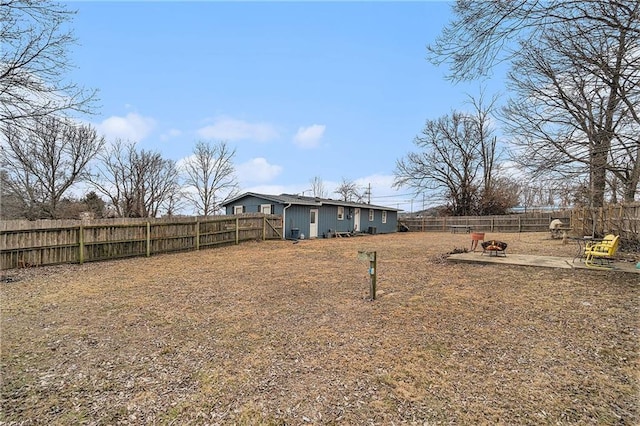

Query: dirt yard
(1, 232), (639, 425)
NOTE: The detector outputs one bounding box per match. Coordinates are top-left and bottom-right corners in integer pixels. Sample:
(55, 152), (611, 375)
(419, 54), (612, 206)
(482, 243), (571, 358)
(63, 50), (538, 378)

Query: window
(337, 206), (344, 220)
(382, 210), (387, 223)
(260, 204), (272, 214)
(369, 209), (374, 221)
(233, 205), (244, 214)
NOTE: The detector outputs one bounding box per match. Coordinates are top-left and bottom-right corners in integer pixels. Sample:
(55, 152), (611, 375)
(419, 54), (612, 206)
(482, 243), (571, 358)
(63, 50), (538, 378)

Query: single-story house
(222, 192), (401, 239)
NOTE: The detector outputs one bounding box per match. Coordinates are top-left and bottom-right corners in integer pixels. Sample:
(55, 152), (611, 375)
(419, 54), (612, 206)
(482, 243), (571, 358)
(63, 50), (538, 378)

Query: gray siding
(357, 207), (397, 234)
(225, 195), (284, 215)
(319, 205), (397, 235)
(283, 205), (312, 238)
(224, 194), (398, 238)
(318, 205), (349, 236)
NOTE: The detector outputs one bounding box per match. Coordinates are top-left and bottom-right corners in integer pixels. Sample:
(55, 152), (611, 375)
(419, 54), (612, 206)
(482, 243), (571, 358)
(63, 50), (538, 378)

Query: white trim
(260, 203), (272, 214)
(282, 203), (292, 239)
(309, 208), (318, 238)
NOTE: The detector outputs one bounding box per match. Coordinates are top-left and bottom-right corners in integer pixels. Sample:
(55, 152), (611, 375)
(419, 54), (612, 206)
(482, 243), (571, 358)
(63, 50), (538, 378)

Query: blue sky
(66, 1), (504, 213)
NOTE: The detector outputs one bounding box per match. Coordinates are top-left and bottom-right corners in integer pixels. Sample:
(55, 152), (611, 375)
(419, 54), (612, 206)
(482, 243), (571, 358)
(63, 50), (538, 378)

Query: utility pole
(364, 183), (372, 204)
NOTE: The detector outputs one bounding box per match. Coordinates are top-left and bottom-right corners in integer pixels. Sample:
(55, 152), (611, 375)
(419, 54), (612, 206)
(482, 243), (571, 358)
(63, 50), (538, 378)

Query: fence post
(358, 251), (377, 300)
(78, 224), (84, 264)
(518, 216), (522, 232)
(491, 217), (494, 232)
(195, 219), (200, 250)
(146, 221), (151, 257)
(235, 217), (239, 244)
(263, 215), (267, 241)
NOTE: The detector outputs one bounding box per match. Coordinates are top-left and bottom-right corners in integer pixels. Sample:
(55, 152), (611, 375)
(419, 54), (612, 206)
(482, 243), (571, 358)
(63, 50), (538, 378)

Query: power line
(369, 193), (417, 199)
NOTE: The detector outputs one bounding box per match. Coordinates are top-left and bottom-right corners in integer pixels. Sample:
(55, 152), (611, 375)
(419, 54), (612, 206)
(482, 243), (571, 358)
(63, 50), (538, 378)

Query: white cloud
(236, 157), (283, 184)
(160, 128), (182, 141)
(197, 116), (279, 142)
(293, 124), (325, 148)
(96, 112), (156, 142)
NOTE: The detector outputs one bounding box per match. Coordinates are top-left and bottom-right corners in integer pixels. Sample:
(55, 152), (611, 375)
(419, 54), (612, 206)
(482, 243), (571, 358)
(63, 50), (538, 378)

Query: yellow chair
(584, 234), (616, 253)
(584, 235), (620, 268)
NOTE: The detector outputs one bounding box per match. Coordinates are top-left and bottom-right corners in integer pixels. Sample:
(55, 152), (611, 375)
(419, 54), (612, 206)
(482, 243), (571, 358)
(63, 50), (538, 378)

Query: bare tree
(466, 90), (508, 214)
(1, 0), (97, 129)
(504, 4), (640, 206)
(309, 176), (328, 198)
(91, 140), (181, 218)
(516, 177), (578, 212)
(482, 176), (520, 214)
(181, 140), (238, 216)
(468, 91), (500, 193)
(429, 0), (640, 207)
(395, 89), (508, 215)
(334, 178), (363, 202)
(1, 116), (105, 218)
(394, 112), (481, 216)
(0, 169), (26, 219)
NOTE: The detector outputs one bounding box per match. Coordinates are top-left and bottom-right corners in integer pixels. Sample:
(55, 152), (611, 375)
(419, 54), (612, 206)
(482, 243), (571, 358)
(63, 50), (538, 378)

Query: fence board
(1, 214), (282, 270)
(400, 205), (639, 247)
(570, 204), (640, 242)
(399, 212), (571, 233)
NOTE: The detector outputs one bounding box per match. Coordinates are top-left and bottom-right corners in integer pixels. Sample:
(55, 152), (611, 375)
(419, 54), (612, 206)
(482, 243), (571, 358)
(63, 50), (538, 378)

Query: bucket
(470, 232), (485, 252)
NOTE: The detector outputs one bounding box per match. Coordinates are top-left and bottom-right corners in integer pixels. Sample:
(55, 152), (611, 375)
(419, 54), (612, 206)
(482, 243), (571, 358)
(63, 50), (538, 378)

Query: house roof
(222, 192), (401, 211)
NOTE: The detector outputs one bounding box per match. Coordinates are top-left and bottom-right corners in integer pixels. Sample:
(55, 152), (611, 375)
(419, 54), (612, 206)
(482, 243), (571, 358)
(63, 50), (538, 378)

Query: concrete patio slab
(448, 252), (640, 274)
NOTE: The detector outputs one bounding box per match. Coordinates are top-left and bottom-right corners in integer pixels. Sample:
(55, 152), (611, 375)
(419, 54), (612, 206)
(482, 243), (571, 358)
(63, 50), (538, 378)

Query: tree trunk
(591, 139), (609, 208)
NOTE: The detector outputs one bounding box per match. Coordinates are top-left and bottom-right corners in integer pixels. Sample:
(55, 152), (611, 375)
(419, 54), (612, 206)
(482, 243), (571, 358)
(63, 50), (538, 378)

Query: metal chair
(584, 235), (620, 269)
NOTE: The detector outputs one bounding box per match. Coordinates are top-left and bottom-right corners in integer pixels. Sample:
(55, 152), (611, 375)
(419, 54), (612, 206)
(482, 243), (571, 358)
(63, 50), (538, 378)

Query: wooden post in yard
(358, 251), (377, 300)
(370, 252), (377, 300)
(235, 217), (239, 244)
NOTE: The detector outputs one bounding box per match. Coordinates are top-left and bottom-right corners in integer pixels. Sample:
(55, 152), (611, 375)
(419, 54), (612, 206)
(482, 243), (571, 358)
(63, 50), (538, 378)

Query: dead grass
(1, 232), (639, 425)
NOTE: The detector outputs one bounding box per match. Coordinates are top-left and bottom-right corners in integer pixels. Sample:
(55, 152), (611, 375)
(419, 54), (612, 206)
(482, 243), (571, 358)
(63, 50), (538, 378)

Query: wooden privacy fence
(1, 214), (283, 270)
(400, 205), (640, 246)
(570, 204), (640, 242)
(399, 212), (571, 233)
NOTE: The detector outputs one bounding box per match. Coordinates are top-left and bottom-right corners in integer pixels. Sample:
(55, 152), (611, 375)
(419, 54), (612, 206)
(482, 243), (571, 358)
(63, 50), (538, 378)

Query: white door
(354, 208), (361, 232)
(309, 209), (318, 238)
